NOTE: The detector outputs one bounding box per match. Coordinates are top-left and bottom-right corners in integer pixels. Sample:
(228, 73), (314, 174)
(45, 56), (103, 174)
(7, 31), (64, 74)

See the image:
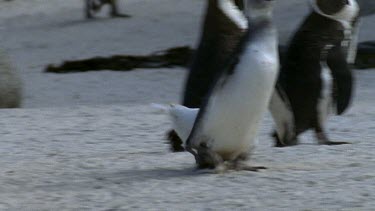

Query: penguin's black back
(278, 12), (351, 134)
(182, 0), (245, 108)
(168, 0), (245, 152)
(186, 19), (274, 147)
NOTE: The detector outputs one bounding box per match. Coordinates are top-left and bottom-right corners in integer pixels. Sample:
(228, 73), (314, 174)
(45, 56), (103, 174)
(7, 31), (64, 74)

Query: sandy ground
(0, 0), (374, 210)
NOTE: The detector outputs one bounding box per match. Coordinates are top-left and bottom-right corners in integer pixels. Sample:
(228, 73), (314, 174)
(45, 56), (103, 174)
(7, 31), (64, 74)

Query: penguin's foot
(194, 143), (223, 170)
(272, 131), (298, 147)
(230, 161), (267, 171)
(235, 165), (267, 171)
(230, 154), (266, 171)
(207, 162), (266, 173)
(166, 130), (185, 152)
(274, 139), (298, 147)
(315, 130), (351, 145)
(111, 13), (131, 18)
(320, 140), (351, 145)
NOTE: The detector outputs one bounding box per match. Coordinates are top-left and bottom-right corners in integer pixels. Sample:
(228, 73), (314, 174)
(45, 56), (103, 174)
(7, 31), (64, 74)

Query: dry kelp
(45, 43), (375, 74)
(45, 46), (193, 73)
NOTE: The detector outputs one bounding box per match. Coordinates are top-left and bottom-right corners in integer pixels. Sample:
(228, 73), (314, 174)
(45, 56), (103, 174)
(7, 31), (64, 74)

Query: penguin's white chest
(199, 44), (279, 159)
(317, 62), (334, 123)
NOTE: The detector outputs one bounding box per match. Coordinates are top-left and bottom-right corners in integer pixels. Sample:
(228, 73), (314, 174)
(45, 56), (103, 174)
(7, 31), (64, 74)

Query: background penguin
(186, 0), (278, 171)
(167, 0), (247, 152)
(85, 0), (129, 19)
(270, 0), (360, 147)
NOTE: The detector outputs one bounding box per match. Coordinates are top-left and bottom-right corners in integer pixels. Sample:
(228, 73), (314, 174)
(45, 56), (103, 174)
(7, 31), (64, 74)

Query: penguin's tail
(150, 103), (173, 113)
(150, 103), (186, 152)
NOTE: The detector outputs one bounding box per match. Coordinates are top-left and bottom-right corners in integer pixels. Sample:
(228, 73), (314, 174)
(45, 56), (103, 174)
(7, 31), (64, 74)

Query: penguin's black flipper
(182, 0), (246, 108)
(166, 130), (185, 152)
(327, 45), (353, 115)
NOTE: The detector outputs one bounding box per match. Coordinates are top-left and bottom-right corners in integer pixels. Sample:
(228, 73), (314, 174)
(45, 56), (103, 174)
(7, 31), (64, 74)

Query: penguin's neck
(248, 11), (272, 20)
(248, 17), (275, 39)
(248, 16), (272, 26)
(246, 18), (277, 55)
(217, 0), (248, 30)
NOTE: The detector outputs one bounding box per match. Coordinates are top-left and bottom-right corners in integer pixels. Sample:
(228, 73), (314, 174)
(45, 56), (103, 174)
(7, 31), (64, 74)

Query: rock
(0, 50), (22, 108)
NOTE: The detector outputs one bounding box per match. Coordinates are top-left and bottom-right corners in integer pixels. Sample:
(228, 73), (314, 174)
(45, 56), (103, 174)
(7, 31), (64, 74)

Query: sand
(0, 0), (374, 210)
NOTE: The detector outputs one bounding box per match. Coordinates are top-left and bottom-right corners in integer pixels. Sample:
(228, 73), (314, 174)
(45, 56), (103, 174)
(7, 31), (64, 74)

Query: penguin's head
(310, 0), (360, 22)
(244, 0), (275, 20)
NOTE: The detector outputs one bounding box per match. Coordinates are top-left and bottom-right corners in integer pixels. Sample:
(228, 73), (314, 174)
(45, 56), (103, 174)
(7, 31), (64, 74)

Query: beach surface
(0, 0), (374, 210)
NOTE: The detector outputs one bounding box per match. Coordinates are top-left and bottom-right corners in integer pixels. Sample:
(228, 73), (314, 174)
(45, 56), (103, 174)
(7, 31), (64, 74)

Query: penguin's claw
(111, 13), (131, 18)
(315, 131), (351, 145)
(235, 165), (267, 171)
(214, 164), (227, 174)
(321, 141), (351, 145)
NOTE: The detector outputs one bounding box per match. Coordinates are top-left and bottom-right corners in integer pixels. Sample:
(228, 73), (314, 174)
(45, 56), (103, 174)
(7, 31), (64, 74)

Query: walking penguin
(167, 0), (247, 152)
(186, 0), (279, 171)
(85, 0), (129, 19)
(269, 0), (360, 146)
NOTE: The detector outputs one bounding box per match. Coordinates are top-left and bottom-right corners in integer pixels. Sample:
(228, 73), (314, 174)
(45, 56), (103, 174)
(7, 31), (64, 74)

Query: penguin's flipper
(166, 130), (185, 152)
(269, 84), (296, 146)
(327, 45), (353, 115)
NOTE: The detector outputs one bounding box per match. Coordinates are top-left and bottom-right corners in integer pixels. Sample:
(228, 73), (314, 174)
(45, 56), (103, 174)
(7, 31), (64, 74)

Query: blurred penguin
(183, 0), (247, 108)
(269, 0), (360, 147)
(167, 0), (247, 152)
(185, 0), (278, 171)
(85, 0), (129, 19)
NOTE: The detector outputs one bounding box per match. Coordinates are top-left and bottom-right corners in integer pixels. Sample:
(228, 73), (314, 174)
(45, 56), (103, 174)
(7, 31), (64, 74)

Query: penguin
(85, 0), (129, 19)
(167, 0), (248, 152)
(182, 0), (247, 108)
(269, 0), (360, 147)
(185, 0), (278, 171)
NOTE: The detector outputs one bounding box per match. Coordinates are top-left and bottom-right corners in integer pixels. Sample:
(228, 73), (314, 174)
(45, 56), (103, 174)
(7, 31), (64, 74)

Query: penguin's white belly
(317, 63), (334, 124)
(200, 46), (278, 159)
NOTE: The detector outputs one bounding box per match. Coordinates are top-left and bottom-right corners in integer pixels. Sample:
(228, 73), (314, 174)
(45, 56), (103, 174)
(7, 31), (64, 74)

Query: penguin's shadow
(42, 17), (123, 30)
(93, 167), (202, 184)
(54, 18), (113, 28)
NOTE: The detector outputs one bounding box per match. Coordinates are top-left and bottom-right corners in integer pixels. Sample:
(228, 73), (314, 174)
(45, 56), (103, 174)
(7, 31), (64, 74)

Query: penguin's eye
(345, 0), (350, 5)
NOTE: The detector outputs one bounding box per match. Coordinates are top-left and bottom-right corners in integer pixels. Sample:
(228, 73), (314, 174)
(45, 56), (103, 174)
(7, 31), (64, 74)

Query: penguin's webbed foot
(234, 164), (267, 171)
(230, 153), (266, 171)
(111, 13), (131, 18)
(194, 143), (223, 170)
(320, 140), (351, 145)
(166, 130), (185, 152)
(272, 131), (298, 147)
(315, 130), (351, 145)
